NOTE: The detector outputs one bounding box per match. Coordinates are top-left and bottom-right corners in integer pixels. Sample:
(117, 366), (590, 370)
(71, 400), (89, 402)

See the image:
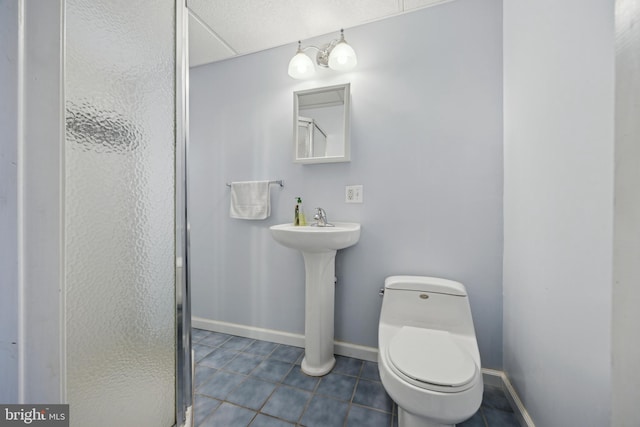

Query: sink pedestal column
(269, 222), (360, 376)
(300, 250), (336, 376)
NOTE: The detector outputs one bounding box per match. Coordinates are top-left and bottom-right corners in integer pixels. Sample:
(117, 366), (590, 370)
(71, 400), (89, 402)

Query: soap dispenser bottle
(298, 197), (307, 226)
(295, 197), (306, 226)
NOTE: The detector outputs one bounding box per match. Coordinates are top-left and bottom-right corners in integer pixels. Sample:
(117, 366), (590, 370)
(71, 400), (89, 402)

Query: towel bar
(226, 180), (284, 188)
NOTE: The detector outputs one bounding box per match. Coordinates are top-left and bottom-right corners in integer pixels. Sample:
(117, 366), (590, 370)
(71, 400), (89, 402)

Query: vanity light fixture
(287, 29), (358, 79)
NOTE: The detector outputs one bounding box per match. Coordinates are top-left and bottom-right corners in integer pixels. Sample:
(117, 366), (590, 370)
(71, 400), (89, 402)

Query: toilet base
(398, 407), (453, 427)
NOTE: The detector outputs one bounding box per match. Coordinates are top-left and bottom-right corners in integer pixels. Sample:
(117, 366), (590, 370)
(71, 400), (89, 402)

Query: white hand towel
(229, 181), (271, 220)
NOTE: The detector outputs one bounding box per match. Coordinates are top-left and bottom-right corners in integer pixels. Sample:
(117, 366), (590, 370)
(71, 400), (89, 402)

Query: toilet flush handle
(379, 288), (385, 297)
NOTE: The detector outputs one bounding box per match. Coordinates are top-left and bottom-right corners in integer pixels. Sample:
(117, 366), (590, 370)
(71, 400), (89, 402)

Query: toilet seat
(387, 326), (477, 393)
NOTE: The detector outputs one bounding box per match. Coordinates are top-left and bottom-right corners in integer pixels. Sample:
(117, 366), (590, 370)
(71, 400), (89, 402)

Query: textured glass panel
(65, 1), (176, 426)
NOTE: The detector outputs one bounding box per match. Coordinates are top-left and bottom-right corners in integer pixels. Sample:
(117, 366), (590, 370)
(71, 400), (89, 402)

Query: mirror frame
(293, 83), (351, 164)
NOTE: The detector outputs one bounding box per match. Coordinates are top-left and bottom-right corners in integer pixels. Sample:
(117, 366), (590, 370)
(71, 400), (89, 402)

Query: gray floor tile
(316, 372), (357, 402)
(244, 340), (279, 356)
(193, 343), (216, 362)
(199, 402), (256, 427)
(194, 365), (217, 388)
(193, 394), (221, 425)
(192, 328), (211, 343)
(222, 336), (256, 351)
(333, 355), (363, 376)
(300, 395), (349, 427)
(269, 344), (304, 363)
(352, 379), (393, 412)
(262, 385), (312, 423)
(482, 407), (519, 427)
(198, 370), (246, 400)
(224, 352), (265, 375)
(249, 414), (294, 427)
(199, 331), (233, 347)
(346, 405), (392, 427)
(482, 386), (513, 412)
(199, 347), (239, 369)
(252, 359), (293, 383)
(226, 377), (277, 410)
(282, 366), (320, 392)
(361, 360), (381, 381)
(458, 409), (486, 427)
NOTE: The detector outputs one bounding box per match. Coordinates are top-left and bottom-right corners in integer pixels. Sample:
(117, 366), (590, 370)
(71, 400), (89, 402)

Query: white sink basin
(269, 222), (361, 253)
(269, 221), (361, 376)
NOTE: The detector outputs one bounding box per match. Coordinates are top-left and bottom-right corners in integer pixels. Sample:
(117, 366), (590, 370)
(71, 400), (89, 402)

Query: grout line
(343, 375), (360, 427)
(296, 387), (314, 425)
(480, 406), (490, 427)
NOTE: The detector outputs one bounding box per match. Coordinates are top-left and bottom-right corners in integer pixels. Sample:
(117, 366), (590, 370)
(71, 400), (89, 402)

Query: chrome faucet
(313, 207), (334, 227)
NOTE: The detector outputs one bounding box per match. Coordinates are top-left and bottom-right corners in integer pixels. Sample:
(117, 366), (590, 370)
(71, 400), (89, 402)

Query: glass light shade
(328, 41), (357, 71)
(288, 51), (315, 79)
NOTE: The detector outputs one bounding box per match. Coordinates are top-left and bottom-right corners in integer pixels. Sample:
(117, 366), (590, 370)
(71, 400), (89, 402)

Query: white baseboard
(192, 316), (378, 362)
(192, 317), (533, 426)
(481, 368), (504, 387)
(481, 368), (535, 427)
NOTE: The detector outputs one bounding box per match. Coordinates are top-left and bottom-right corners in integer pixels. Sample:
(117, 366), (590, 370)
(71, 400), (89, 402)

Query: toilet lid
(388, 327), (477, 388)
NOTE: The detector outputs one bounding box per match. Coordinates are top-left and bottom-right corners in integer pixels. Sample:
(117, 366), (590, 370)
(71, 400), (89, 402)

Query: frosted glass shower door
(64, 1), (182, 426)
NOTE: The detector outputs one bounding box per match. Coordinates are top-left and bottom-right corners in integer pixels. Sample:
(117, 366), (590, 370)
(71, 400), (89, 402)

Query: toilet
(378, 276), (483, 427)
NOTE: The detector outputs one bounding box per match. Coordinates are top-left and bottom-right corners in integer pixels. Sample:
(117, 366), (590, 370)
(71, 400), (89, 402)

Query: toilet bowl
(378, 276), (483, 427)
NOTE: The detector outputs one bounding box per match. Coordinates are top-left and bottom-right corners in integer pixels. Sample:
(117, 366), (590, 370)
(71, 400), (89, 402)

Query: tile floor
(192, 328), (520, 427)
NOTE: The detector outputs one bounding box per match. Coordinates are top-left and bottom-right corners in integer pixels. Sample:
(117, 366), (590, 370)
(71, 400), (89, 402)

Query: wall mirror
(294, 83), (350, 164)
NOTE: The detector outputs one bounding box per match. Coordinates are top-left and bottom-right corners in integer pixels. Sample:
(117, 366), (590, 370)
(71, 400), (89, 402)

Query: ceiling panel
(187, 0), (457, 67)
(188, 11), (235, 67)
(188, 0), (399, 55)
(404, 0), (452, 11)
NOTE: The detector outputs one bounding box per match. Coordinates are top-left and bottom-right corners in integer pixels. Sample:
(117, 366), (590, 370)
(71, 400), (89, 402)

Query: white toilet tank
(380, 276), (477, 337)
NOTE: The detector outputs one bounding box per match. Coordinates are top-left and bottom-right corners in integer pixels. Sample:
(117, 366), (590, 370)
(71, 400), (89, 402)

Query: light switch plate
(345, 185), (363, 203)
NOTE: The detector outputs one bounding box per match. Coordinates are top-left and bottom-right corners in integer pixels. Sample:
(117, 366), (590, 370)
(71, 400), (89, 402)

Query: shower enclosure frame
(175, 1), (193, 425)
(9, 1), (192, 424)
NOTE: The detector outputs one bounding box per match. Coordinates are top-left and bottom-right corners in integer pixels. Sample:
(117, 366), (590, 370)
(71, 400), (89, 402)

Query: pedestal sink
(270, 222), (361, 376)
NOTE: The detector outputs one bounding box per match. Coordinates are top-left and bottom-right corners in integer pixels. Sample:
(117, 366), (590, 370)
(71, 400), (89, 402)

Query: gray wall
(0, 0), (20, 403)
(503, 1), (614, 425)
(0, 0), (66, 403)
(189, 0), (504, 368)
